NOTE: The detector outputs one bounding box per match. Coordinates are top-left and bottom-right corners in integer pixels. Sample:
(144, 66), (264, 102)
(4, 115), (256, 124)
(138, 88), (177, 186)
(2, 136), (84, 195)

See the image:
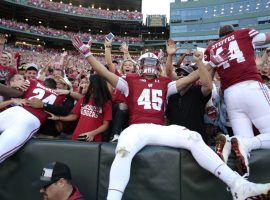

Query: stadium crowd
(0, 18), (143, 43)
(11, 0), (142, 20)
(0, 34), (270, 142)
(1, 23), (270, 199)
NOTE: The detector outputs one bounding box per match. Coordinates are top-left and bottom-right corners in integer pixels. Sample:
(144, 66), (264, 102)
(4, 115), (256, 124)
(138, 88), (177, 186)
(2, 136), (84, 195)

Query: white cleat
(230, 177), (270, 200)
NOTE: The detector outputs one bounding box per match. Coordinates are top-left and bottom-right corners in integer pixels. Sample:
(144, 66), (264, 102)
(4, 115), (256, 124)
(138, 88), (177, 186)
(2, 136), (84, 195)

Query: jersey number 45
(137, 89), (163, 111)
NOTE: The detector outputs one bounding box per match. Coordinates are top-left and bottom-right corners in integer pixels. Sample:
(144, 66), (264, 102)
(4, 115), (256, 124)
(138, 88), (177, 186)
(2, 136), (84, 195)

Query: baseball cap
(25, 63), (38, 71)
(175, 65), (194, 76)
(33, 162), (72, 189)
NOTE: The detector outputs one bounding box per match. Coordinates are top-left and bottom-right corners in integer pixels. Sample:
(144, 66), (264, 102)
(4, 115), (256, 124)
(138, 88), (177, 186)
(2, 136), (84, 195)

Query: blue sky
(142, 0), (175, 23)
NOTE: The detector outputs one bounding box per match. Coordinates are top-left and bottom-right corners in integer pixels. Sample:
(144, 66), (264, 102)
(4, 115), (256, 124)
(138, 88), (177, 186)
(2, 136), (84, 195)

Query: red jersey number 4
(216, 40), (246, 69)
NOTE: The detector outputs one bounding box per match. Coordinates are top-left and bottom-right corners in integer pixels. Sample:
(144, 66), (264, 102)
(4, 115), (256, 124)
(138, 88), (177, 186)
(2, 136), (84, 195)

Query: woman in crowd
(47, 74), (112, 142)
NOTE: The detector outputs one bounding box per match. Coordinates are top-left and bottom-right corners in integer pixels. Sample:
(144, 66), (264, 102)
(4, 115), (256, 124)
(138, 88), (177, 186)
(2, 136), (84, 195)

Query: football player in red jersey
(72, 35), (270, 200)
(0, 78), (65, 163)
(204, 25), (270, 176)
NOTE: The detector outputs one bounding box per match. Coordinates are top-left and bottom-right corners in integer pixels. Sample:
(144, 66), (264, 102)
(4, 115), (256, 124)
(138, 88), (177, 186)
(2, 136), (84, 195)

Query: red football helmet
(138, 53), (161, 76)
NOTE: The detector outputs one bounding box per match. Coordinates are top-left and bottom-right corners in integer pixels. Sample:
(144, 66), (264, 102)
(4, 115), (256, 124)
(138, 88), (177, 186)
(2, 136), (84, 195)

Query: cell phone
(77, 135), (87, 141)
(105, 32), (114, 41)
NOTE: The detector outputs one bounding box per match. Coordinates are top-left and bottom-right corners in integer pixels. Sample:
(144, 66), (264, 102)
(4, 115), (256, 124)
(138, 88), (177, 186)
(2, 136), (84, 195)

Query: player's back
(125, 74), (171, 125)
(23, 79), (65, 124)
(205, 28), (262, 91)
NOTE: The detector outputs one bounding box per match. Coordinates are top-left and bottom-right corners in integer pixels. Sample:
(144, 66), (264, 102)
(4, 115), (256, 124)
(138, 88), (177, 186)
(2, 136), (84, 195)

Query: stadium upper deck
(0, 0), (170, 53)
(170, 0), (270, 47)
(0, 0), (148, 52)
(4, 0), (142, 22)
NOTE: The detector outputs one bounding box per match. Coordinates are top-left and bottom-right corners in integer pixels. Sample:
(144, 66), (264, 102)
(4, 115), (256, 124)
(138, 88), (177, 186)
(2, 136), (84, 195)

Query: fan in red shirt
(204, 25), (270, 176)
(47, 74), (112, 142)
(0, 35), (17, 85)
(0, 51), (17, 85)
(0, 78), (65, 163)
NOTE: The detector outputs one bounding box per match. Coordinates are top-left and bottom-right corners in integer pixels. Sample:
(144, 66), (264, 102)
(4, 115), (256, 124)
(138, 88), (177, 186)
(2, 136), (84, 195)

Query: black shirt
(166, 85), (211, 141)
(38, 95), (75, 137)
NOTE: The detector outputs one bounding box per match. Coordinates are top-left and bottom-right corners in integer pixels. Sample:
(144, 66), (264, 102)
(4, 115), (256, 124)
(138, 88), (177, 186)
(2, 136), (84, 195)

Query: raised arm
(59, 51), (68, 69)
(104, 39), (115, 73)
(120, 42), (132, 60)
(193, 52), (213, 96)
(71, 36), (120, 89)
(174, 51), (216, 93)
(38, 57), (53, 81)
(175, 49), (191, 68)
(165, 39), (179, 80)
(174, 67), (199, 92)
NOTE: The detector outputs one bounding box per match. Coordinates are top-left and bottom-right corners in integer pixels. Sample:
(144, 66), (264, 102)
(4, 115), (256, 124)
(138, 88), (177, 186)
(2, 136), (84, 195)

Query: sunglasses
(175, 68), (189, 76)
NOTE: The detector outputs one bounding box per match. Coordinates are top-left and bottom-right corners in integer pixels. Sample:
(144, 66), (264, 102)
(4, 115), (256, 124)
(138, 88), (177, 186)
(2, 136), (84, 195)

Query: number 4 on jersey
(28, 88), (57, 104)
(137, 89), (163, 111)
(216, 40), (245, 69)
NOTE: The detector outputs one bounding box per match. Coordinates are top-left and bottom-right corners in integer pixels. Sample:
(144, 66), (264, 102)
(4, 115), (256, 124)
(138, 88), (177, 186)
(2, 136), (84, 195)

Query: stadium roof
(55, 0), (142, 12)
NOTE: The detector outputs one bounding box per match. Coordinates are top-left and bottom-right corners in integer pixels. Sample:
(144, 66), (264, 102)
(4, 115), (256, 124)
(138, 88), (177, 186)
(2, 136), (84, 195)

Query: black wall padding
(98, 144), (181, 200)
(0, 139), (269, 200)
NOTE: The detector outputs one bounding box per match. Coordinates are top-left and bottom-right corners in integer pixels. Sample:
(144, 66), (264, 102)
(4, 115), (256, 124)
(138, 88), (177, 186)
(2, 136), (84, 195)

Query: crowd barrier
(0, 139), (269, 200)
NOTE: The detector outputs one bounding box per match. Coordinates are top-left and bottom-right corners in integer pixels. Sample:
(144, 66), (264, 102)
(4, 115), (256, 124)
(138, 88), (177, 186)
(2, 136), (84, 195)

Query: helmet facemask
(139, 58), (161, 77)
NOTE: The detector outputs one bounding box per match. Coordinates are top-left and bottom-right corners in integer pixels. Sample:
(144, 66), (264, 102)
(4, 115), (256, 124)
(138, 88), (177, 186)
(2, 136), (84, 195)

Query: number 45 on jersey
(137, 89), (163, 111)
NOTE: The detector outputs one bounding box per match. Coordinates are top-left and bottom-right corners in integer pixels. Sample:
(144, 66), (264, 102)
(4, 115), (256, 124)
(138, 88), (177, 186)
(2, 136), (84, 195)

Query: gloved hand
(209, 48), (231, 68)
(71, 35), (92, 58)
